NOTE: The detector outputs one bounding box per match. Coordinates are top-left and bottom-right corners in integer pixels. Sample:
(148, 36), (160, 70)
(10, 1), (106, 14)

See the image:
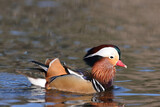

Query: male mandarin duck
(28, 44), (127, 94)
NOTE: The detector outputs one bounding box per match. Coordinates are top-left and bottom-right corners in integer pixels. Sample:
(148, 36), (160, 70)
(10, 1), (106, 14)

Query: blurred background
(0, 0), (160, 107)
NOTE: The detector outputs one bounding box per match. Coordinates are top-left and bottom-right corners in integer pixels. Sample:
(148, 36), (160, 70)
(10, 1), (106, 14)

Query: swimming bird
(28, 44), (127, 94)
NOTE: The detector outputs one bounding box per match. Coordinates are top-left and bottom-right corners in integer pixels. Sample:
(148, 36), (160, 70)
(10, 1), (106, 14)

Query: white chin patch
(85, 47), (119, 59)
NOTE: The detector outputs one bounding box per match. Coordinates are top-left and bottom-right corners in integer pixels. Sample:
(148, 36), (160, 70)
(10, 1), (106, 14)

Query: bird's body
(27, 44), (127, 94)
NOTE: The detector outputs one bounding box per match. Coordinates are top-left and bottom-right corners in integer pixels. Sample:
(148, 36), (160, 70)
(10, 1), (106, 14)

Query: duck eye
(109, 56), (114, 59)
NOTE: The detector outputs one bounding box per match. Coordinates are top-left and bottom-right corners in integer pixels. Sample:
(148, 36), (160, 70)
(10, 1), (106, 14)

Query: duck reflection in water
(45, 89), (125, 107)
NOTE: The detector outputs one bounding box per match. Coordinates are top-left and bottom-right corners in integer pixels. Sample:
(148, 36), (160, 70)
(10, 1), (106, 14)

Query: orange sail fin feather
(25, 44), (127, 93)
(45, 58), (67, 81)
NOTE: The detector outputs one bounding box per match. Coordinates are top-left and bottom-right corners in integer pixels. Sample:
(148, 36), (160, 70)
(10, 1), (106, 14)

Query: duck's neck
(91, 58), (116, 87)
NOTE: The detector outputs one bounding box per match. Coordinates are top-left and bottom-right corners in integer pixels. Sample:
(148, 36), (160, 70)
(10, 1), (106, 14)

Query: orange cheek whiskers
(92, 66), (116, 84)
(91, 58), (116, 85)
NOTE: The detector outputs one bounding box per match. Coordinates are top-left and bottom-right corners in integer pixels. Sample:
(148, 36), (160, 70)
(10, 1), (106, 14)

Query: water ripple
(10, 30), (28, 36)
(37, 1), (60, 8)
(136, 66), (155, 72)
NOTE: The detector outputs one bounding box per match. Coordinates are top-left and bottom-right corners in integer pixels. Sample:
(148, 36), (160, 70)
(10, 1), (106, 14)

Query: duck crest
(91, 58), (116, 87)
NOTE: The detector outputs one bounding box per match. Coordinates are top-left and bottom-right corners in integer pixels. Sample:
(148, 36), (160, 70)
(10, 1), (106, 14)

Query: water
(0, 0), (160, 107)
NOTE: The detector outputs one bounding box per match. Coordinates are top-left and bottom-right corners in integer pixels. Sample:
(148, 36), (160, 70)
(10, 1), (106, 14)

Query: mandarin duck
(27, 44), (127, 94)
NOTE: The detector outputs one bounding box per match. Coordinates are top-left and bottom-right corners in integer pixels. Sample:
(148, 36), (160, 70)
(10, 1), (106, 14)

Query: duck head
(83, 44), (127, 86)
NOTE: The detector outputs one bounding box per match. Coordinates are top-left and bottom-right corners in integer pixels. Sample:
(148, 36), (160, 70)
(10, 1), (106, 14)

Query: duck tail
(31, 61), (49, 74)
(31, 58), (68, 84)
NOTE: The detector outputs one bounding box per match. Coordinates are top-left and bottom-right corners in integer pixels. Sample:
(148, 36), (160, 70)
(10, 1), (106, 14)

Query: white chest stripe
(92, 79), (105, 92)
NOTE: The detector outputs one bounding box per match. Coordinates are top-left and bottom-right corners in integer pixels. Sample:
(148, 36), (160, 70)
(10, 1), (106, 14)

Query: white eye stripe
(85, 47), (119, 59)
